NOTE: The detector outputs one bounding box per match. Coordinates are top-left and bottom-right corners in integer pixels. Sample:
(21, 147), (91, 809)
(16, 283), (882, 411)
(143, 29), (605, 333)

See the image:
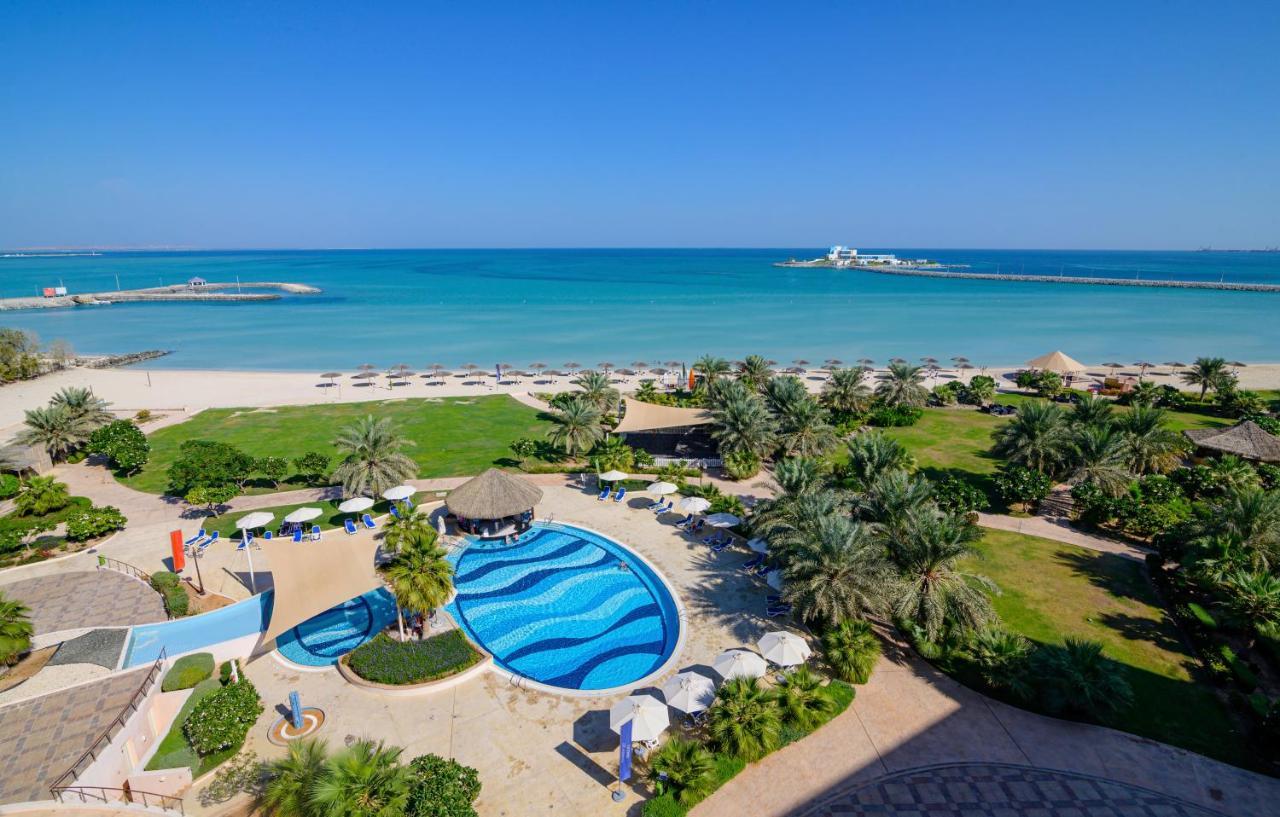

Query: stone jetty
(0, 281), (322, 311)
(863, 267), (1280, 292)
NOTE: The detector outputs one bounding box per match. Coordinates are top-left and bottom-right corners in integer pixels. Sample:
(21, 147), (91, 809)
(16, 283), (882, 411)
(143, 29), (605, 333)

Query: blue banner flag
(618, 719), (633, 782)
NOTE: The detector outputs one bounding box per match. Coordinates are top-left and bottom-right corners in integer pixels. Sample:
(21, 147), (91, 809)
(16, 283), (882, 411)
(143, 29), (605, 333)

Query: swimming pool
(275, 588), (398, 667)
(446, 522), (681, 691)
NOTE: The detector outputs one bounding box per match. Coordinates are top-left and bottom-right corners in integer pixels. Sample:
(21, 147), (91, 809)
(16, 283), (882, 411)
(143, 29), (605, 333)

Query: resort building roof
(257, 533), (381, 647)
(613, 397), (713, 434)
(1184, 420), (1280, 463)
(1025, 350), (1087, 374)
(446, 468), (544, 521)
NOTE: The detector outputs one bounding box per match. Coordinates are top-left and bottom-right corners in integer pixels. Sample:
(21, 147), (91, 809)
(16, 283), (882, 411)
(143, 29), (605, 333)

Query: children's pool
(446, 522), (680, 691)
(275, 588), (398, 667)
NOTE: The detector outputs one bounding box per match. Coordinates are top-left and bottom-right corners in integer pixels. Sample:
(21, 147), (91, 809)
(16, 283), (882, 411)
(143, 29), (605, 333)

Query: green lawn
(145, 678), (222, 775)
(123, 396), (553, 494)
(965, 528), (1246, 767)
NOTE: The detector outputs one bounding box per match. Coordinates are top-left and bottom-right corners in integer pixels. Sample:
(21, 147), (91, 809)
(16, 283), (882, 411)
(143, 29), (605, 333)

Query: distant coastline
(0, 281), (321, 311)
(857, 266), (1280, 293)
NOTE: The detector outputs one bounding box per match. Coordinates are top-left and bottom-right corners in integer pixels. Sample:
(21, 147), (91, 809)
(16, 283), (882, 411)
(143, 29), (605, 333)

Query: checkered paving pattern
(0, 668), (150, 804)
(4, 570), (166, 635)
(802, 763), (1225, 817)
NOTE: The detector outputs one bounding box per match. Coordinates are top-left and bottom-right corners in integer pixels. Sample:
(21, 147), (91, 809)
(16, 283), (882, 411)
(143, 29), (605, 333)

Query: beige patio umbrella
(609, 695), (669, 742)
(599, 469), (628, 483)
(757, 631), (811, 667)
(678, 496), (711, 513)
(713, 649), (768, 681)
(647, 481), (678, 496)
(661, 672), (717, 714)
(1025, 350), (1086, 374)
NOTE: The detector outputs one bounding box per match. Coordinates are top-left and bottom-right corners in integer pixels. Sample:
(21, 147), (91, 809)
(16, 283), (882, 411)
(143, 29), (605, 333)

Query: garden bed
(340, 630), (485, 689)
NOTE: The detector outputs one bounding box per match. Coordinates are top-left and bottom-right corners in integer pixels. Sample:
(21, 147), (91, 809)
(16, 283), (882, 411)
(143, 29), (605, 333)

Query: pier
(0, 281), (322, 311)
(859, 267), (1280, 293)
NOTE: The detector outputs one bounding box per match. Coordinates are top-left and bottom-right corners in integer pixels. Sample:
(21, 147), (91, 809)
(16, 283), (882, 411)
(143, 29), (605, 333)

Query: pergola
(446, 468), (544, 538)
(613, 397), (718, 461)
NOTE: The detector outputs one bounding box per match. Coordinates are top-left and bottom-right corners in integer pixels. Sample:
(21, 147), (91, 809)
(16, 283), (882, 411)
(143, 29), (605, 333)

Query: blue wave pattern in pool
(446, 523), (679, 690)
(275, 588), (398, 667)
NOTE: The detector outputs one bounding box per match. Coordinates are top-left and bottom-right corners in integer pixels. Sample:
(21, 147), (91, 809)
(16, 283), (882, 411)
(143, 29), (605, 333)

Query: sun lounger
(184, 529), (206, 546)
(404, 497), (414, 509)
(645, 499), (665, 511)
(613, 487), (626, 503)
(311, 524), (322, 540)
(675, 514), (693, 528)
(742, 554), (765, 571)
(236, 531), (253, 550)
(293, 528), (303, 543)
(766, 603), (793, 617)
(361, 513), (376, 529)
(754, 562), (771, 576)
(598, 488), (610, 500)
(766, 594), (783, 605)
(390, 505), (402, 519)
(344, 518), (358, 535)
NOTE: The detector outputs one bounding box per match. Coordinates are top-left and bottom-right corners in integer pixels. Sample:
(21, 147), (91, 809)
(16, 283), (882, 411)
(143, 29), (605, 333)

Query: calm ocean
(1, 249), (1277, 371)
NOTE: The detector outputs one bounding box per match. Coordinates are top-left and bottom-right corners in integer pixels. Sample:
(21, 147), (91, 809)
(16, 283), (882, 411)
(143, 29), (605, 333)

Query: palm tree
(1198, 488), (1280, 570)
(844, 432), (912, 490)
(50, 386), (114, 427)
(964, 375), (997, 405)
(963, 627), (1033, 699)
(308, 740), (409, 817)
(1181, 356), (1231, 402)
(1033, 639), (1133, 721)
(1128, 380), (1159, 407)
(693, 355), (732, 384)
(859, 470), (935, 537)
(1114, 405), (1185, 474)
(1067, 426), (1131, 496)
(331, 416), (417, 499)
(771, 457), (823, 497)
(783, 517), (894, 626)
(706, 677), (782, 761)
(775, 398), (838, 458)
(821, 368), (872, 416)
(0, 592), (33, 665)
(709, 393), (776, 458)
(260, 737), (329, 817)
(991, 400), (1071, 476)
(772, 665), (834, 729)
(573, 370), (618, 413)
(17, 405), (93, 461)
(821, 618), (881, 683)
(1220, 569), (1280, 638)
(875, 362), (928, 408)
(645, 737), (716, 805)
(889, 514), (996, 641)
(381, 539), (453, 639)
(1069, 394), (1114, 428)
(14, 475), (70, 516)
(380, 507), (436, 554)
(736, 355), (773, 391)
(751, 489), (849, 565)
(547, 398), (604, 456)
(588, 435), (634, 473)
(761, 376), (808, 417)
(1207, 455), (1261, 494)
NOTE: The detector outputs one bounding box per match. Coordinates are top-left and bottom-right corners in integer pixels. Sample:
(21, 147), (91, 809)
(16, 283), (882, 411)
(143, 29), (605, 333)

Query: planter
(336, 649), (491, 697)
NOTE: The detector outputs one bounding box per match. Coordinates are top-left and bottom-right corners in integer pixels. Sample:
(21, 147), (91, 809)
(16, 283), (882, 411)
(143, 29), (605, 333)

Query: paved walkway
(976, 512), (1152, 561)
(797, 762), (1226, 816)
(0, 667), (150, 805)
(691, 647), (1278, 817)
(3, 571), (165, 636)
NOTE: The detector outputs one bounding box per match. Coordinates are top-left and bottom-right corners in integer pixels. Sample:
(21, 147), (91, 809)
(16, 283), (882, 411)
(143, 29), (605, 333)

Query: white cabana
(705, 512), (741, 528)
(713, 649), (768, 681)
(678, 496), (711, 513)
(747, 537), (768, 554)
(383, 485), (417, 501)
(338, 496), (375, 513)
(757, 631), (811, 667)
(662, 672), (717, 714)
(283, 507), (323, 524)
(609, 694), (669, 742)
(647, 481), (678, 495)
(599, 469), (628, 482)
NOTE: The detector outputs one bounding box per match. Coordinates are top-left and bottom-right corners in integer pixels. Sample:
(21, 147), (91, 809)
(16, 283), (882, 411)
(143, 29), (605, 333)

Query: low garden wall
(336, 630), (491, 696)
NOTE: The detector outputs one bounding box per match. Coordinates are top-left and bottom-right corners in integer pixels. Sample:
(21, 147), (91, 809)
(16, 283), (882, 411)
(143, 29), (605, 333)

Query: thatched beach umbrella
(1132, 361), (1154, 377)
(631, 361), (649, 372)
(857, 358), (875, 367)
(1229, 361), (1248, 368)
(793, 359), (810, 367)
(921, 356), (938, 364)
(952, 356), (970, 364)
(598, 362), (614, 375)
(357, 363), (377, 373)
(1163, 361), (1186, 369)
(320, 371), (342, 387)
(824, 358), (844, 368)
(786, 366), (806, 375)
(649, 367), (669, 376)
(529, 362), (547, 373)
(352, 371), (379, 386)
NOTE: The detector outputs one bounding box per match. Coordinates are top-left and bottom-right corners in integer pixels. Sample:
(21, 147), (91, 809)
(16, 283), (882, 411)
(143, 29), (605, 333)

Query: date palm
(694, 354), (732, 384)
(709, 393), (776, 458)
(875, 362), (929, 408)
(645, 737), (716, 805)
(751, 488), (849, 565)
(821, 367), (872, 415)
(991, 400), (1071, 476)
(736, 354), (773, 391)
(572, 370), (618, 413)
(772, 665), (834, 730)
(380, 507), (436, 554)
(1219, 569), (1280, 637)
(308, 739), (410, 817)
(381, 538), (453, 639)
(1069, 394), (1114, 428)
(0, 592), (33, 665)
(332, 416), (418, 498)
(1199, 488), (1280, 570)
(1181, 356), (1231, 402)
(706, 677), (782, 761)
(771, 456), (823, 497)
(783, 516), (894, 626)
(1067, 425), (1131, 496)
(547, 398), (604, 456)
(1115, 405), (1185, 474)
(1033, 639), (1132, 721)
(260, 737), (329, 817)
(858, 469), (935, 537)
(17, 405), (93, 461)
(775, 398), (838, 458)
(762, 375), (808, 417)
(890, 513), (996, 641)
(845, 431), (912, 490)
(50, 386), (114, 428)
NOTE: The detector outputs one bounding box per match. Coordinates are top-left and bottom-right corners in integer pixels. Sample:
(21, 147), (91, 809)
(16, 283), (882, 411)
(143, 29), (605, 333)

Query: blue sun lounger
(674, 514), (693, 528)
(766, 603), (793, 617)
(311, 524), (322, 540)
(598, 488), (610, 500)
(184, 529), (206, 546)
(236, 531), (253, 550)
(742, 554), (765, 571)
(390, 505), (402, 520)
(193, 531), (218, 554)
(613, 487), (627, 503)
(361, 513), (377, 529)
(293, 528), (304, 543)
(344, 518), (358, 535)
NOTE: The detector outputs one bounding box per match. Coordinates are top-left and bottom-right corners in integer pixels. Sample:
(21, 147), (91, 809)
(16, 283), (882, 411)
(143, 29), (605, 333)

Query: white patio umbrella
(599, 469), (628, 483)
(609, 694), (669, 742)
(235, 511), (274, 593)
(758, 631), (812, 667)
(766, 570), (784, 592)
(383, 485), (417, 501)
(647, 481), (678, 496)
(338, 496), (375, 513)
(747, 537), (769, 554)
(705, 512), (741, 528)
(662, 672), (717, 714)
(283, 507), (323, 524)
(677, 496), (711, 513)
(713, 649), (768, 681)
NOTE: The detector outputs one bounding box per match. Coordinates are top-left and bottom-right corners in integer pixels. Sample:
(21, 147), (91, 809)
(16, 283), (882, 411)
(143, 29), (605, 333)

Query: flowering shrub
(183, 679), (263, 756)
(64, 505), (127, 541)
(347, 631), (481, 685)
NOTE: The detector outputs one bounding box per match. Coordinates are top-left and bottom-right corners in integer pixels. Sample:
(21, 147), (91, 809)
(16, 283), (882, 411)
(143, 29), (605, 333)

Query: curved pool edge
(451, 519), (689, 699)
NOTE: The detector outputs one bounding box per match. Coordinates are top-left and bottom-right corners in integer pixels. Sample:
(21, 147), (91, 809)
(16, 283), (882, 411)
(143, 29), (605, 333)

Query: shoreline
(0, 280), (321, 311)
(861, 265), (1280, 292)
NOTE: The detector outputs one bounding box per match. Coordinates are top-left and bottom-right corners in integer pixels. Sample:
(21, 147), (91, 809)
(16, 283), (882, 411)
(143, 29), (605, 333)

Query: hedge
(162, 652), (214, 692)
(150, 571), (189, 617)
(346, 631), (481, 685)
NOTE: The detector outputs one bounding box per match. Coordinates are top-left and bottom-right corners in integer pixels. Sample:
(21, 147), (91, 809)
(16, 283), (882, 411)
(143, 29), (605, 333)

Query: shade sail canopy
(647, 481), (678, 495)
(283, 507), (323, 523)
(236, 512), (274, 530)
(383, 485), (417, 501)
(338, 497), (375, 513)
(446, 468), (543, 519)
(662, 672), (717, 714)
(613, 397), (713, 433)
(678, 496), (711, 513)
(1025, 350), (1087, 374)
(758, 631), (812, 667)
(609, 694), (669, 742)
(1184, 421), (1280, 463)
(713, 649), (768, 680)
(598, 470), (629, 482)
(258, 532), (382, 647)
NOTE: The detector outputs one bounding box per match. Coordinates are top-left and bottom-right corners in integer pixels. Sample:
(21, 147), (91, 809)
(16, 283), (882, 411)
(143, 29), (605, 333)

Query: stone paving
(799, 763), (1226, 817)
(3, 571), (166, 636)
(0, 667), (150, 805)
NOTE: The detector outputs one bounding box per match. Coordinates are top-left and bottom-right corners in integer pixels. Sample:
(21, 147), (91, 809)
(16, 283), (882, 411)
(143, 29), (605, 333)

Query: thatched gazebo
(1184, 420), (1280, 463)
(446, 468), (543, 538)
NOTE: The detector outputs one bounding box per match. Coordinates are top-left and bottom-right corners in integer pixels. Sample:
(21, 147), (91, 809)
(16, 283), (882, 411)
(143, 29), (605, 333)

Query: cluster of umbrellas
(609, 636), (812, 742)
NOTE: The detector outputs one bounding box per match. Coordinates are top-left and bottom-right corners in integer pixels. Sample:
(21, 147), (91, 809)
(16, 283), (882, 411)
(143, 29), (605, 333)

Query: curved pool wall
(275, 588), (397, 667)
(445, 521), (682, 693)
(123, 592), (274, 668)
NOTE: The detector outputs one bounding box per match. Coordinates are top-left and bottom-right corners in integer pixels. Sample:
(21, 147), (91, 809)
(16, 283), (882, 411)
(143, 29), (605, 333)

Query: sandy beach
(2, 361), (1278, 443)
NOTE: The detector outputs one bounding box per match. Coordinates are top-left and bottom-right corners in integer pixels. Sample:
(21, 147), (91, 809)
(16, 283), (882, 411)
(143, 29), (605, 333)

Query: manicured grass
(345, 630), (482, 685)
(122, 395), (553, 494)
(965, 528), (1245, 767)
(196, 498), (395, 540)
(145, 677), (221, 774)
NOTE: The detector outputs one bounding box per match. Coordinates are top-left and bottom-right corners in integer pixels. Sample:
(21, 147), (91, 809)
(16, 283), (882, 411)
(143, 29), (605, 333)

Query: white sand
(2, 363), (1278, 442)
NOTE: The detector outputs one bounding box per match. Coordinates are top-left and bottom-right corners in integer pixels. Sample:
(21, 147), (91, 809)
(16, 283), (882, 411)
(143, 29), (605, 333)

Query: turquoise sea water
(2, 249), (1278, 369)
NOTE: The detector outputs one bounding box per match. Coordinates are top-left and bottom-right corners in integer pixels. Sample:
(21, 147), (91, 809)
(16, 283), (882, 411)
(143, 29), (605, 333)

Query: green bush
(183, 679), (263, 756)
(150, 571), (189, 617)
(346, 631), (481, 685)
(931, 477), (989, 515)
(88, 420), (150, 473)
(64, 505), (127, 541)
(867, 405), (923, 427)
(162, 652), (215, 692)
(1219, 645), (1258, 692)
(0, 474), (19, 500)
(406, 753), (482, 817)
(150, 570), (180, 590)
(994, 464), (1053, 509)
(1186, 602), (1217, 630)
(722, 451), (760, 481)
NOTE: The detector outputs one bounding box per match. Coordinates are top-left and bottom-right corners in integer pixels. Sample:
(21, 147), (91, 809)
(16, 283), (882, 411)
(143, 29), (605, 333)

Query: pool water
(275, 588), (398, 667)
(446, 522), (680, 691)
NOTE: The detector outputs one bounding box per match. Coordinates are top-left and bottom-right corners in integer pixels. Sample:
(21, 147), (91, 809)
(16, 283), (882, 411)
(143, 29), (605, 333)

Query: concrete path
(691, 647), (1277, 817)
(976, 512), (1152, 561)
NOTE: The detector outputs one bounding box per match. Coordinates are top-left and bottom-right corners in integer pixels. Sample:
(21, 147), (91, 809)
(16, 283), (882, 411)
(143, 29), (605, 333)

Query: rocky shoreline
(863, 267), (1280, 292)
(0, 281), (321, 311)
(83, 350), (173, 368)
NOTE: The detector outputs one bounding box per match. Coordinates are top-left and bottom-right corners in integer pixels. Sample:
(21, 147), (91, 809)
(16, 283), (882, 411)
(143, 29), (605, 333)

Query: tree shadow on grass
(1052, 549), (1156, 606)
(1094, 611), (1189, 656)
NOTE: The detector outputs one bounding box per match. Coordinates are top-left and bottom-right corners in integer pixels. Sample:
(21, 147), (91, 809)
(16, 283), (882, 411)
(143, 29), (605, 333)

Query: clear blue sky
(1, 1), (1277, 250)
